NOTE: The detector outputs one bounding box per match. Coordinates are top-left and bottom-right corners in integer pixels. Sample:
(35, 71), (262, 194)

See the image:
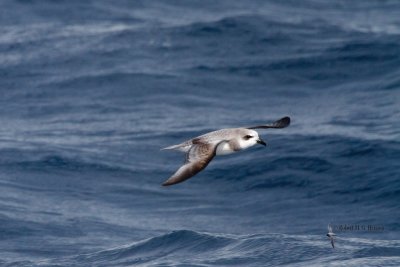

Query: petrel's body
(327, 225), (336, 248)
(161, 116), (290, 186)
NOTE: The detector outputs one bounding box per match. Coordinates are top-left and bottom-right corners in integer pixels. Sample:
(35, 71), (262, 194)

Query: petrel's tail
(161, 142), (192, 152)
(161, 144), (182, 150)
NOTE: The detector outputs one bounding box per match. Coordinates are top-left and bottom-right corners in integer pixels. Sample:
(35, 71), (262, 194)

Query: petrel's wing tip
(247, 116), (291, 129)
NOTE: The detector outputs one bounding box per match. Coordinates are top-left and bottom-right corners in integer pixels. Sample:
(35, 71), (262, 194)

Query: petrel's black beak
(257, 138), (267, 146)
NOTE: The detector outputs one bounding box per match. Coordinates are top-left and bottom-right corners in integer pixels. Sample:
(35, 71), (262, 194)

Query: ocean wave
(76, 230), (233, 263)
(1, 1), (400, 265)
(6, 230), (398, 266)
(0, 150), (131, 174)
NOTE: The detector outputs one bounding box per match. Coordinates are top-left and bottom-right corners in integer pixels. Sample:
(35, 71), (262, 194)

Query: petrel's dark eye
(243, 135), (253, 140)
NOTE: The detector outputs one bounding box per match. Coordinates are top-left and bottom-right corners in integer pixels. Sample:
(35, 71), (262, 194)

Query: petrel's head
(237, 129), (266, 150)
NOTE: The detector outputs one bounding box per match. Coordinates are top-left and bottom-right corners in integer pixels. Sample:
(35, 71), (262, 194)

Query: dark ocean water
(1, 0), (400, 266)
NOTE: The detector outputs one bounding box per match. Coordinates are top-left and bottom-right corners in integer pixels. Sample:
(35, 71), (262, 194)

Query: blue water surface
(0, 1), (399, 266)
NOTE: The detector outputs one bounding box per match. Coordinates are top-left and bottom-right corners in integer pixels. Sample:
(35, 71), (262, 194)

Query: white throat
(215, 138), (257, 156)
(216, 142), (235, 155)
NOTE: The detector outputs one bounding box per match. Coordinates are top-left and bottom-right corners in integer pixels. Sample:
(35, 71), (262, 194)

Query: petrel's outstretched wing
(247, 116), (290, 129)
(327, 224), (335, 248)
(162, 141), (222, 186)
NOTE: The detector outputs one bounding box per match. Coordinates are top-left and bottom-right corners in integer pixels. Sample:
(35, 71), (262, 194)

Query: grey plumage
(162, 116), (290, 186)
(162, 128), (251, 152)
(162, 142), (218, 186)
